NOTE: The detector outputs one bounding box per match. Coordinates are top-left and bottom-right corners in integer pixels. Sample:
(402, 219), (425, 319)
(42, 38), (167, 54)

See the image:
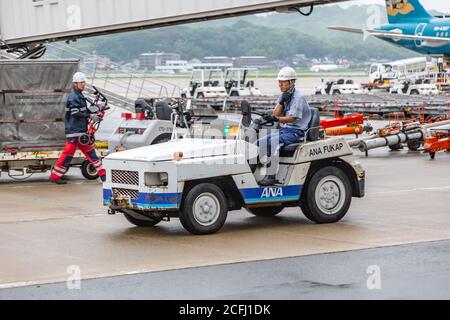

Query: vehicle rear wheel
(81, 160), (99, 180)
(300, 166), (352, 224)
(333, 90), (341, 95)
(389, 143), (402, 151)
(247, 206), (284, 217)
(123, 210), (163, 227)
(180, 183), (228, 235)
(407, 140), (422, 151)
(197, 93), (205, 99)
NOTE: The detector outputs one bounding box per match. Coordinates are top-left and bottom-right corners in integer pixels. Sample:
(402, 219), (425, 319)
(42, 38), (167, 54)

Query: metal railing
(45, 43), (183, 102)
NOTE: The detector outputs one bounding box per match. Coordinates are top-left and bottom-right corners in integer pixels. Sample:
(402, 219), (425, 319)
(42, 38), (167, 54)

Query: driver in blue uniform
(258, 67), (312, 186)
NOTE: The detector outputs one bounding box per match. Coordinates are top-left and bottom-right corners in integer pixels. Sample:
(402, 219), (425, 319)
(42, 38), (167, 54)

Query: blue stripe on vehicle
(103, 189), (182, 209)
(239, 185), (303, 204)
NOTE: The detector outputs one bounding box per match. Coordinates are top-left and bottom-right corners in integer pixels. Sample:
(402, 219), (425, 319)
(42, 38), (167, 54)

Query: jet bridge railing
(46, 43), (183, 102)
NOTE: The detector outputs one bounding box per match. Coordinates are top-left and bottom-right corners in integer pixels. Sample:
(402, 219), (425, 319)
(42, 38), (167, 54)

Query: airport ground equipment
(225, 68), (262, 97)
(0, 61), (111, 180)
(103, 102), (365, 235)
(107, 98), (239, 153)
(355, 120), (425, 156)
(194, 93), (450, 118)
(0, 59), (97, 179)
(185, 70), (228, 99)
(320, 114), (365, 129)
(326, 124), (373, 137)
(315, 79), (363, 95)
(423, 120), (450, 160)
(390, 79), (439, 96)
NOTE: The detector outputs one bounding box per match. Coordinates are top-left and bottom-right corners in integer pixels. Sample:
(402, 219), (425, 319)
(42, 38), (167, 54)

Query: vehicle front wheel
(180, 183), (228, 235)
(247, 206), (284, 217)
(300, 166), (352, 224)
(123, 210), (163, 227)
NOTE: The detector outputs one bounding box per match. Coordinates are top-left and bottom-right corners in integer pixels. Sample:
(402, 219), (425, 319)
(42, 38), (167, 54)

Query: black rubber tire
(407, 140), (422, 152)
(430, 152), (436, 160)
(179, 183), (228, 235)
(230, 91), (239, 97)
(81, 160), (99, 180)
(247, 206), (284, 217)
(300, 166), (352, 224)
(332, 90), (341, 95)
(123, 210), (163, 227)
(389, 143), (402, 151)
(197, 93), (205, 99)
(411, 90), (420, 95)
(151, 134), (172, 145)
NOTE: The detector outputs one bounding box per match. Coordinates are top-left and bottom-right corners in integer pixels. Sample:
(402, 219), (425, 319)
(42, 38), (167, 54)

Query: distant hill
(61, 4), (436, 64)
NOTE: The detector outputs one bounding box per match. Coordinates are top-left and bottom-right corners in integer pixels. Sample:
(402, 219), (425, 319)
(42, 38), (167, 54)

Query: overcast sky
(337, 0), (450, 13)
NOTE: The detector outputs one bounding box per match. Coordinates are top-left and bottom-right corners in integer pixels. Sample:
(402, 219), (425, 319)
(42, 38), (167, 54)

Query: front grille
(112, 188), (139, 200)
(112, 170), (139, 186)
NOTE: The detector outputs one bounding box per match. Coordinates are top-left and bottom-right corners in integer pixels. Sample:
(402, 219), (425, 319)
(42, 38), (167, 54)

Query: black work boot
(100, 175), (106, 183)
(259, 175), (277, 187)
(51, 178), (67, 185)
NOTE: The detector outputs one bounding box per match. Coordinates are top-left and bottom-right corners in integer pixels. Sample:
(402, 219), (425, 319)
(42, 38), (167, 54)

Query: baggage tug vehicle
(103, 102), (365, 235)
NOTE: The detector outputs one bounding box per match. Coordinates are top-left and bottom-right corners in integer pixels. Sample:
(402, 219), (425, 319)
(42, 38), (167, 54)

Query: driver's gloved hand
(263, 114), (279, 123)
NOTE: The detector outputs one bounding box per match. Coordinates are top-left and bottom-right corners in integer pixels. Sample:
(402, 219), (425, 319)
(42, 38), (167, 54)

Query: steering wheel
(251, 111), (277, 127)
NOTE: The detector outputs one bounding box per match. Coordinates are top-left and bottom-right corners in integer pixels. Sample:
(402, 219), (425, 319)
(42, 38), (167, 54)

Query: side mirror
(241, 100), (252, 128)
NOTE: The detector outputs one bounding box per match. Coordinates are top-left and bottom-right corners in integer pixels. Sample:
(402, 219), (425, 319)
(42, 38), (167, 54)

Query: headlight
(144, 172), (168, 187)
(159, 172), (168, 184)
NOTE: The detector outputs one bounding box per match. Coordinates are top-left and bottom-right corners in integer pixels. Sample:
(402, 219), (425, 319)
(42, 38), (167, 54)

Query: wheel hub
(193, 193), (220, 226)
(319, 182), (340, 210)
(315, 175), (346, 215)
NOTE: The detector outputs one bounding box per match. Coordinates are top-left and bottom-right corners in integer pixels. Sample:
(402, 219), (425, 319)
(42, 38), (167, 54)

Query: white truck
(186, 69), (228, 99)
(315, 78), (363, 95)
(389, 78), (439, 96)
(224, 68), (262, 97)
(102, 103), (366, 235)
(369, 57), (429, 84)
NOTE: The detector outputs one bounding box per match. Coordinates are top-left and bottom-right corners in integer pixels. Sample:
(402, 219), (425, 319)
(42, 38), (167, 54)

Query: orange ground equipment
(424, 126), (450, 160)
(325, 124), (373, 137)
(320, 114), (364, 129)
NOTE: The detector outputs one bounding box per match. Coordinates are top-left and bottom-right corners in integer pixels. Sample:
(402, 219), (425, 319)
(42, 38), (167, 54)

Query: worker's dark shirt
(65, 89), (89, 137)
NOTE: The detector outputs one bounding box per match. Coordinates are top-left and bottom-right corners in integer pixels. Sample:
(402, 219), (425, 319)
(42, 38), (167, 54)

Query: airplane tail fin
(385, 0), (432, 24)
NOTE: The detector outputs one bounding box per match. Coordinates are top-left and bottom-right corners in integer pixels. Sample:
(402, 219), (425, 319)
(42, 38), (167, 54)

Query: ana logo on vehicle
(261, 187), (283, 198)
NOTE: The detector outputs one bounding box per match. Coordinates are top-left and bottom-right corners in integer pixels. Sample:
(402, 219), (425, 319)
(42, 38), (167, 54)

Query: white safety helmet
(73, 72), (87, 83)
(277, 67), (297, 81)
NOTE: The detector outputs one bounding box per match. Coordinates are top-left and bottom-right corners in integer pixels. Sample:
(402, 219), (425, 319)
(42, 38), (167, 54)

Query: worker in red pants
(50, 72), (106, 185)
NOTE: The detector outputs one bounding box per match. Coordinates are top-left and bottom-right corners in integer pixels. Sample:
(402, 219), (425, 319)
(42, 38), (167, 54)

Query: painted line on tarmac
(0, 213), (108, 225)
(367, 185), (450, 195)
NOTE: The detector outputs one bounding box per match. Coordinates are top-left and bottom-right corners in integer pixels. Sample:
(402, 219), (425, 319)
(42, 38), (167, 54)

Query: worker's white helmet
(277, 67), (297, 81)
(73, 72), (87, 83)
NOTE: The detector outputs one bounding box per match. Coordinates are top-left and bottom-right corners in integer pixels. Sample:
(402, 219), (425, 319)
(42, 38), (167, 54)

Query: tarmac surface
(0, 136), (449, 299)
(2, 240), (450, 300)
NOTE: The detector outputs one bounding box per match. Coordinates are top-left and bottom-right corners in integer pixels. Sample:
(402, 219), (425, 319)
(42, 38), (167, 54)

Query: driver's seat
(155, 101), (173, 121)
(281, 108), (321, 155)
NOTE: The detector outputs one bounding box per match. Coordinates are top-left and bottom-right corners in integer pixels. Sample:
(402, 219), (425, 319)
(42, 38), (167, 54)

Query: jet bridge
(0, 0), (347, 50)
